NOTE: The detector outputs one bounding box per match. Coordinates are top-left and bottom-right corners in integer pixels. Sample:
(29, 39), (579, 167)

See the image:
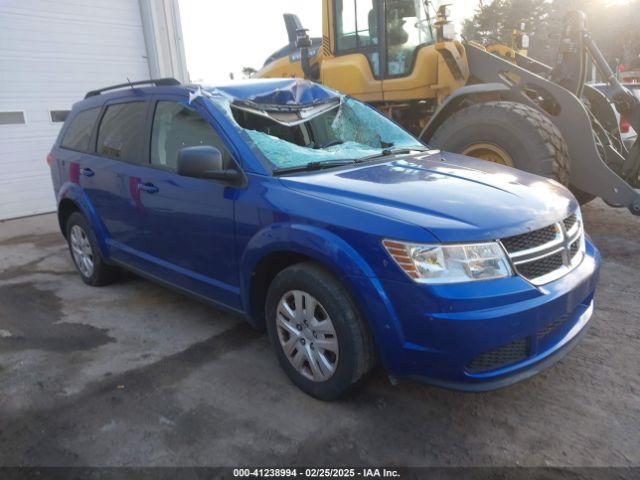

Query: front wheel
(428, 101), (571, 186)
(265, 262), (375, 400)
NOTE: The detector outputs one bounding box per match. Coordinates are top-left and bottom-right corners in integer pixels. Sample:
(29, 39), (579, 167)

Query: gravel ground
(0, 201), (638, 468)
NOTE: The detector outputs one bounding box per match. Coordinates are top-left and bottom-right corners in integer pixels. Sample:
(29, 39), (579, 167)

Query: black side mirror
(296, 27), (313, 81)
(177, 146), (222, 176)
(177, 146), (241, 184)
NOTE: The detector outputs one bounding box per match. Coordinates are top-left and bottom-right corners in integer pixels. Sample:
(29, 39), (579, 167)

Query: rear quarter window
(97, 102), (148, 163)
(60, 107), (101, 152)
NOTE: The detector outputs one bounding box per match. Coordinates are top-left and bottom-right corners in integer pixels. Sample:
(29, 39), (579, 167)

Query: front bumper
(410, 299), (593, 391)
(360, 240), (601, 390)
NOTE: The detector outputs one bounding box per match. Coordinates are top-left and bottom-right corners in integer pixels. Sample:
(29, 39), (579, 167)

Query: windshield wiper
(356, 147), (430, 164)
(273, 159), (356, 175)
(314, 140), (344, 149)
(272, 147), (430, 175)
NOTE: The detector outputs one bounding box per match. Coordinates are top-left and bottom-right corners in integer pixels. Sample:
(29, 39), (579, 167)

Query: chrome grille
(563, 213), (578, 232)
(500, 212), (585, 285)
(501, 225), (558, 252)
(516, 252), (564, 279)
(569, 239), (580, 259)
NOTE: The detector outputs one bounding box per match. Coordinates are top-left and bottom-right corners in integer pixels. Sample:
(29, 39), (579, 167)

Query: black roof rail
(84, 78), (181, 99)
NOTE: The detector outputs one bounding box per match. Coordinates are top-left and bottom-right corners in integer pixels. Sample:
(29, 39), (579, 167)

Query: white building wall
(140, 0), (190, 83)
(0, 0), (187, 221)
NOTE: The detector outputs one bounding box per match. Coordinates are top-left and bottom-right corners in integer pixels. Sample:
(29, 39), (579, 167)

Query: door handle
(138, 182), (159, 194)
(80, 167), (94, 177)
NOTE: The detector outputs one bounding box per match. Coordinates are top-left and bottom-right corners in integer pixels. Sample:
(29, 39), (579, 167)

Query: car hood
(279, 151), (578, 243)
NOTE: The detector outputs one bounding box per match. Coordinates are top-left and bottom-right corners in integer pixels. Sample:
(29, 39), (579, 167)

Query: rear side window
(97, 102), (147, 163)
(61, 107), (101, 152)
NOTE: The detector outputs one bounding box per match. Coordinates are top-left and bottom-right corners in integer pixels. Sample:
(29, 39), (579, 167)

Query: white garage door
(0, 0), (151, 220)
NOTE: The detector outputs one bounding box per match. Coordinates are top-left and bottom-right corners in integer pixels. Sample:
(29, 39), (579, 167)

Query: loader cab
(257, 0), (467, 132)
(326, 0), (465, 103)
(259, 0), (443, 102)
(332, 0), (435, 78)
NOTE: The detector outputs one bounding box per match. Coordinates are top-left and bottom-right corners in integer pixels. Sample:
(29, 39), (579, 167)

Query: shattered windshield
(230, 97), (425, 171)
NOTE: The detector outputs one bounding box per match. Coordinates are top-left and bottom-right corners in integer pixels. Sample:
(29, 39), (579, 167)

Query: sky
(179, 0), (324, 83)
(178, 0), (476, 84)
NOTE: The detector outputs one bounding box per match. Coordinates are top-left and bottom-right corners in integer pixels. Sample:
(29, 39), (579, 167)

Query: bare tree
(242, 67), (258, 79)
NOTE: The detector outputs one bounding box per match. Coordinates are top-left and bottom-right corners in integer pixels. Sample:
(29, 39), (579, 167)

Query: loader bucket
(465, 43), (640, 216)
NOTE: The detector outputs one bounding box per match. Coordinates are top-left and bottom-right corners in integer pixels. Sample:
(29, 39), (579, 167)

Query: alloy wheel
(70, 224), (94, 278)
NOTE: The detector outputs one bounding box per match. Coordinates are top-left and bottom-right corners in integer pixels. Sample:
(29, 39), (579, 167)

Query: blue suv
(49, 78), (601, 400)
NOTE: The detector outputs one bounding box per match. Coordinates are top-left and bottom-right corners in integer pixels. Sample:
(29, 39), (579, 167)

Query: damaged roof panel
(206, 78), (340, 107)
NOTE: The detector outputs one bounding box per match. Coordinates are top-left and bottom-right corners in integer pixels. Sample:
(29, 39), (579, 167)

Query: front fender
(239, 223), (407, 371)
(57, 182), (110, 258)
(240, 223), (377, 282)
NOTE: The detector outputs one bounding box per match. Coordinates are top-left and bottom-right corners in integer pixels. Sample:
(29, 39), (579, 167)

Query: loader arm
(465, 43), (640, 215)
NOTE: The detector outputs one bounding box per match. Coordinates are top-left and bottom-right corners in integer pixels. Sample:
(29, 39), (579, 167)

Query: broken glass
(202, 80), (425, 171)
(234, 103), (421, 169)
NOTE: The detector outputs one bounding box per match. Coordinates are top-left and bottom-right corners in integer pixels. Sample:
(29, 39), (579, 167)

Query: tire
(66, 212), (119, 287)
(428, 101), (571, 186)
(265, 262), (375, 400)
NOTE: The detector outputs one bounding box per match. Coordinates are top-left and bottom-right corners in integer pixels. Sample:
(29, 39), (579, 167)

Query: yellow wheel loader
(255, 1), (640, 215)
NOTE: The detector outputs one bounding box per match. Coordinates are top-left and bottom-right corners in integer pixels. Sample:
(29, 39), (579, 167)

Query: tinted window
(60, 108), (100, 151)
(97, 102), (147, 162)
(151, 102), (230, 170)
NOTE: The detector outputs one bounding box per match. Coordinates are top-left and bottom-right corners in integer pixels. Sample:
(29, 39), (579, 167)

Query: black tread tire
(428, 101), (571, 186)
(265, 262), (375, 401)
(66, 212), (119, 287)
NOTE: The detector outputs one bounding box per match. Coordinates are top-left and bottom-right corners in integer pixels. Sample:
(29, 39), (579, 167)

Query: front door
(134, 97), (241, 308)
(379, 0), (438, 100)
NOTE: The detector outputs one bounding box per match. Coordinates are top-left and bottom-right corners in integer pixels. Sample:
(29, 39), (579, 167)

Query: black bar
(1, 467), (639, 480)
(84, 78), (181, 98)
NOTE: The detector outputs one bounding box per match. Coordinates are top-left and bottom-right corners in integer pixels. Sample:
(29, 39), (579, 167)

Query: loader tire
(428, 101), (571, 186)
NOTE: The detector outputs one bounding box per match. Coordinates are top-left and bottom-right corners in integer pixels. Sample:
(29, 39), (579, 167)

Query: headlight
(383, 240), (513, 284)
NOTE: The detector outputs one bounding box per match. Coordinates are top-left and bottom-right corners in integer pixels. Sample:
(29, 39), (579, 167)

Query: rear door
(56, 106), (102, 200)
(131, 95), (241, 308)
(89, 100), (150, 262)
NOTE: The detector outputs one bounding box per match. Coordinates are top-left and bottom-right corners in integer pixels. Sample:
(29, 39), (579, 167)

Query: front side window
(231, 97), (424, 171)
(97, 102), (147, 163)
(335, 0), (381, 76)
(151, 101), (230, 170)
(61, 107), (101, 152)
(385, 0), (434, 76)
